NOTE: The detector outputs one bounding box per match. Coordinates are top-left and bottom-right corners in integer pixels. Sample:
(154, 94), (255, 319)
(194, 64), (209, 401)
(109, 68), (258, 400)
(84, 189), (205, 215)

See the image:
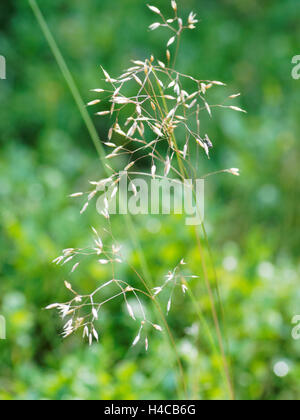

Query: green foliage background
(0, 0), (299, 400)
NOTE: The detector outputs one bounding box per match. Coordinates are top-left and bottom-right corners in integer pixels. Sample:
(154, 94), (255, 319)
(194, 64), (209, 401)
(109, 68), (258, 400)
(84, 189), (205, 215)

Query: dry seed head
(92, 308), (98, 320)
(183, 144), (188, 159)
(171, 0), (177, 12)
(167, 36), (176, 47)
(133, 74), (143, 86)
(75, 318), (84, 328)
(153, 287), (163, 296)
(99, 259), (109, 265)
(147, 4), (161, 15)
(80, 202), (89, 214)
(70, 192), (83, 198)
(126, 302), (136, 320)
(166, 49), (171, 62)
(167, 298), (172, 314)
(152, 126), (163, 137)
(64, 281), (72, 290)
(83, 326), (89, 338)
(196, 138), (210, 158)
(132, 334), (140, 346)
(101, 67), (117, 83)
(71, 263), (80, 273)
(204, 101), (212, 118)
(200, 83), (206, 94)
(109, 125), (116, 139)
(149, 22), (160, 31)
(164, 156), (171, 176)
(228, 168), (240, 176)
(229, 93), (241, 99)
(211, 80), (226, 86)
(124, 162), (135, 171)
(131, 183), (138, 197)
(229, 106), (247, 113)
(181, 284), (188, 294)
(151, 165), (157, 179)
(188, 12), (198, 25)
(102, 209), (110, 219)
(91, 226), (98, 235)
(95, 111), (110, 116)
(95, 237), (103, 250)
(45, 303), (60, 310)
(63, 248), (75, 257)
(48, 1), (245, 351)
(88, 190), (97, 201)
(136, 104), (142, 115)
(93, 328), (99, 342)
(153, 324), (163, 332)
(87, 99), (101, 107)
(111, 186), (118, 199)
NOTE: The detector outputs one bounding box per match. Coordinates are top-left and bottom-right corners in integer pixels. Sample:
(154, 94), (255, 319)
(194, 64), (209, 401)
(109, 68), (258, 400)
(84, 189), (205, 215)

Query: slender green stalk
(28, 0), (152, 286)
(186, 287), (232, 395)
(28, 0), (106, 162)
(29, 0), (235, 400)
(150, 61), (234, 399)
(201, 224), (230, 346)
(195, 227), (235, 400)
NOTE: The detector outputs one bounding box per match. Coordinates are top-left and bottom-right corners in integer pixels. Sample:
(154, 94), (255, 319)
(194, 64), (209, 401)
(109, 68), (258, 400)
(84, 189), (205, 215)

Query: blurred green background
(0, 0), (299, 400)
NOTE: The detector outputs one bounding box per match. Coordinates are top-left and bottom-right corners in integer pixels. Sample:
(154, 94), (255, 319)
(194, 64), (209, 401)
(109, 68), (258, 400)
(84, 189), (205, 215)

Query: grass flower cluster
(45, 1), (245, 399)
